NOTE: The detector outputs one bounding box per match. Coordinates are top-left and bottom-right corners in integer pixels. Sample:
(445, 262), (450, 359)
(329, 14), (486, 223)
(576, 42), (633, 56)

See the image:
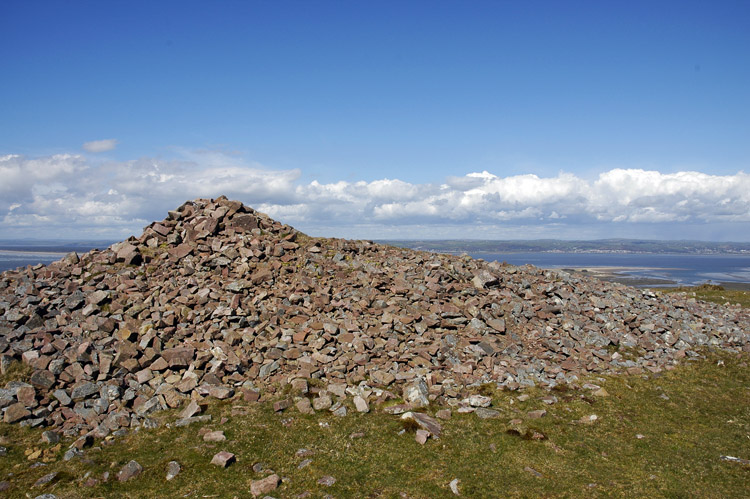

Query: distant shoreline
(0, 249), (67, 256)
(384, 239), (750, 256)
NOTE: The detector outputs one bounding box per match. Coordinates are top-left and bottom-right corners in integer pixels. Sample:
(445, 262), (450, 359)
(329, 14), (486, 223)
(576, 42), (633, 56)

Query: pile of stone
(1, 197), (748, 437)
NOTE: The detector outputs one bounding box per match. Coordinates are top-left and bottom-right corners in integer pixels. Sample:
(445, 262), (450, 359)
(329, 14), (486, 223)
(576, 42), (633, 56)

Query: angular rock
(71, 382), (99, 401)
(179, 400), (202, 419)
(475, 407), (500, 419)
(317, 475), (336, 486)
(401, 412), (442, 437)
(250, 473), (280, 497)
(34, 472), (58, 487)
(117, 460), (143, 482)
(4, 403), (30, 423)
(210, 451), (235, 467)
(30, 370), (55, 390)
(312, 395), (332, 411)
(353, 395), (370, 413)
(467, 395), (492, 407)
(203, 430), (226, 442)
(296, 398), (315, 415)
(403, 379), (429, 409)
(161, 347), (195, 368)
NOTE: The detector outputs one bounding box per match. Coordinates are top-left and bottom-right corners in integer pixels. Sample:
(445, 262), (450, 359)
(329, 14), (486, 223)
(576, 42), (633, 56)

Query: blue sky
(1, 1), (749, 240)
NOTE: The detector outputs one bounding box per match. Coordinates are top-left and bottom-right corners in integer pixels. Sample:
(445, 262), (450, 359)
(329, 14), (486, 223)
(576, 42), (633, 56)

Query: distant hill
(381, 239), (750, 255)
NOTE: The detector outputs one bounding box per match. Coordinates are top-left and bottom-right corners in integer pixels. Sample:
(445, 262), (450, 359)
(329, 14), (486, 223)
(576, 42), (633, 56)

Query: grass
(0, 361), (32, 386)
(1, 349), (749, 498)
(657, 283), (750, 308)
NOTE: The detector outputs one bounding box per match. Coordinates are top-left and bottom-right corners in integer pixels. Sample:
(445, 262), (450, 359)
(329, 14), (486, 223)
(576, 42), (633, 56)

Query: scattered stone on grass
(401, 412), (442, 437)
(317, 475), (336, 486)
(475, 407), (500, 419)
(436, 409), (452, 420)
(166, 461), (181, 481)
(117, 460), (143, 482)
(250, 473), (280, 497)
(449, 478), (460, 495)
(527, 410), (547, 419)
(353, 395), (370, 413)
(203, 430), (226, 442)
(211, 451), (235, 467)
(524, 466), (543, 478)
(33, 472), (57, 487)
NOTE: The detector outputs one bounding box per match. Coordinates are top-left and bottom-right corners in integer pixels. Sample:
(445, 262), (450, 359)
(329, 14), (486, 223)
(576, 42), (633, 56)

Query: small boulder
(117, 460), (143, 482)
(353, 395), (370, 413)
(203, 430), (226, 442)
(166, 461), (181, 481)
(403, 379), (429, 408)
(250, 473), (280, 497)
(210, 451), (235, 468)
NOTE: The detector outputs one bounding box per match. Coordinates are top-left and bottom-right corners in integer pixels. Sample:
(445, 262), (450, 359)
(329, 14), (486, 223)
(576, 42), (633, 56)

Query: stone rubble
(0, 196), (747, 438)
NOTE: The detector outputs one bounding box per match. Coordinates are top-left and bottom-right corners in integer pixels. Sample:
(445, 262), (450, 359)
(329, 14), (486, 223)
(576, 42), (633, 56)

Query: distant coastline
(0, 241), (114, 273)
(382, 239), (750, 255)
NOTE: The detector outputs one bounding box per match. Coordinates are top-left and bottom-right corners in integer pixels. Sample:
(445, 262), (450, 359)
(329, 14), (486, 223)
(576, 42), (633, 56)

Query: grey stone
(71, 382), (99, 401)
(63, 448), (83, 461)
(166, 460), (181, 481)
(403, 379), (429, 408)
(401, 412), (442, 437)
(175, 415), (212, 427)
(34, 472), (58, 487)
(117, 460), (143, 481)
(467, 395), (492, 407)
(475, 407), (500, 419)
(317, 475), (336, 486)
(203, 430), (226, 442)
(353, 395), (369, 413)
(41, 431), (60, 444)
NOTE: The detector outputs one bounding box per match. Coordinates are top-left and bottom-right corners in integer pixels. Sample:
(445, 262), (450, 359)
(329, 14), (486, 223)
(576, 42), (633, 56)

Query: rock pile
(1, 197), (748, 437)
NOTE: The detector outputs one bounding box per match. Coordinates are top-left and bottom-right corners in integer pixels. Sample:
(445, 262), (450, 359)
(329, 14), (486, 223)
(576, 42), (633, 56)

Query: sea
(466, 252), (750, 288)
(2, 248), (749, 288)
(0, 250), (70, 273)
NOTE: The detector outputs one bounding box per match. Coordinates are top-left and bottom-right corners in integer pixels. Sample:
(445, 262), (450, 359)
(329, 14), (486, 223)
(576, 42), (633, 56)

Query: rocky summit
(1, 197), (749, 437)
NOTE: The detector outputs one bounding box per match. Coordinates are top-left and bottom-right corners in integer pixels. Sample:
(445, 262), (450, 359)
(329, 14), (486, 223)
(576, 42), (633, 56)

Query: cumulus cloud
(1, 151), (749, 240)
(82, 139), (118, 153)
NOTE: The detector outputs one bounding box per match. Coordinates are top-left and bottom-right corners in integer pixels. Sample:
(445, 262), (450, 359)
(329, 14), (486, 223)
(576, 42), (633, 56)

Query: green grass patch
(1, 351), (749, 497)
(658, 284), (750, 308)
(0, 361), (32, 386)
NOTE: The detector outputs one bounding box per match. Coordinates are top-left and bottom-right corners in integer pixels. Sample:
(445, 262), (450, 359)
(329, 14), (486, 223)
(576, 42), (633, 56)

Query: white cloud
(1, 151), (749, 240)
(82, 139), (118, 153)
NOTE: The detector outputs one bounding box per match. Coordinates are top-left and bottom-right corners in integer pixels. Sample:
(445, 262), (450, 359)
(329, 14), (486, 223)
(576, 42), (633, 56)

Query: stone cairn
(1, 197), (748, 438)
